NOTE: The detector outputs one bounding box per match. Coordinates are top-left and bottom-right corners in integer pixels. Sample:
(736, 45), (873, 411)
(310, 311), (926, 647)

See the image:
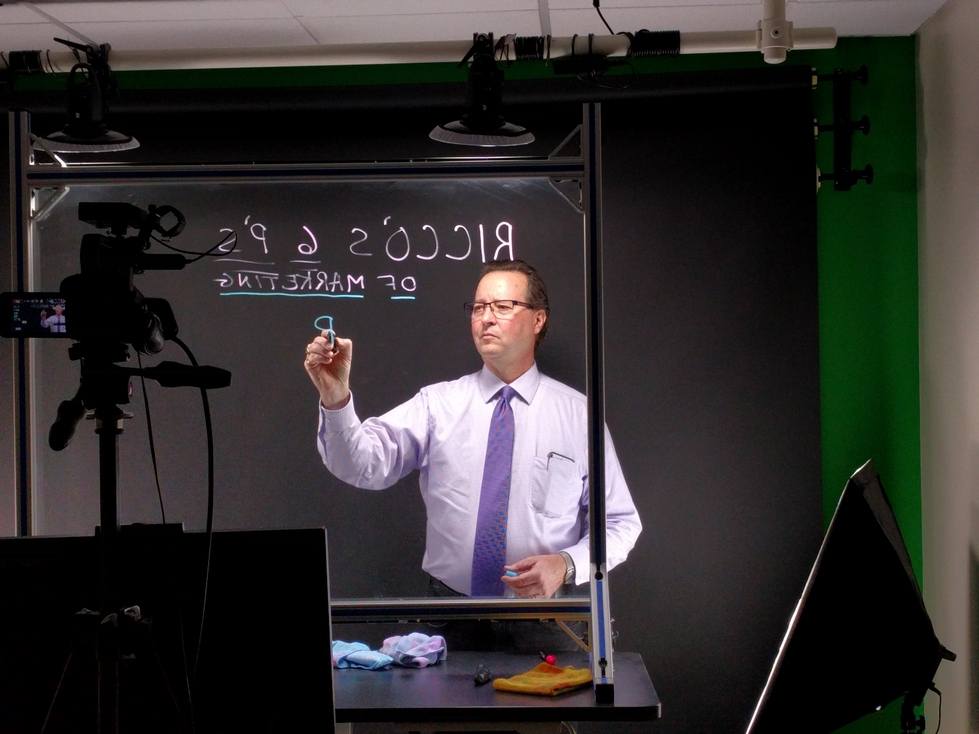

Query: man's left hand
(501, 554), (567, 598)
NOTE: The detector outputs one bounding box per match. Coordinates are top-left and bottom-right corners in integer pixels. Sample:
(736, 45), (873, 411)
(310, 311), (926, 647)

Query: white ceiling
(0, 0), (948, 59)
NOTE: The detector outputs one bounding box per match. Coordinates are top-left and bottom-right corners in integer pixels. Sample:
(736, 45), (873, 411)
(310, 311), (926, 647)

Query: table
(333, 651), (660, 726)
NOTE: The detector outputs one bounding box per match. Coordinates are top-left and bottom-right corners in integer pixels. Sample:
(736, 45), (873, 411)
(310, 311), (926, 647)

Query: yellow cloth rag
(492, 662), (593, 696)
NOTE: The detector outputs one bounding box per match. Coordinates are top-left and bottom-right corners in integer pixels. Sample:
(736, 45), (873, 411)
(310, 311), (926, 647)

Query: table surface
(333, 651), (661, 723)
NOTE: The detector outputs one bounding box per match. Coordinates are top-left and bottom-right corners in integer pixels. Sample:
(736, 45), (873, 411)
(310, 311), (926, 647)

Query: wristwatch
(559, 551), (576, 585)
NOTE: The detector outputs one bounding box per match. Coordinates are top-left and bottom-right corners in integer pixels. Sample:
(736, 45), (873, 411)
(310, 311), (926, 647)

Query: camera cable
(168, 335), (216, 686)
(136, 350), (198, 733)
(137, 352), (167, 525)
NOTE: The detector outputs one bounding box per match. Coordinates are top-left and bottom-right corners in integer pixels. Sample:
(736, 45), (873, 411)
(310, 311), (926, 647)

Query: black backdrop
(20, 71), (821, 732)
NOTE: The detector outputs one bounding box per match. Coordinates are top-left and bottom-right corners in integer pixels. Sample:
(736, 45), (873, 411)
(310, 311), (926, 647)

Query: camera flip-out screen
(2, 293), (70, 338)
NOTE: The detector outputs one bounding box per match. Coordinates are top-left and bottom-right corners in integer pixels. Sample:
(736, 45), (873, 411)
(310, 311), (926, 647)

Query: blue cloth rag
(331, 640), (393, 670)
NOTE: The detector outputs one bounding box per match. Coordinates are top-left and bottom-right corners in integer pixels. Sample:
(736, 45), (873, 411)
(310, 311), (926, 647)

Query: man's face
(470, 271), (546, 370)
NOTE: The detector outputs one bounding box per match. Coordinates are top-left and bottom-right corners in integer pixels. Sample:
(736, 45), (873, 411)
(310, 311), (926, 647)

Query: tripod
(41, 346), (229, 734)
(6, 198), (232, 733)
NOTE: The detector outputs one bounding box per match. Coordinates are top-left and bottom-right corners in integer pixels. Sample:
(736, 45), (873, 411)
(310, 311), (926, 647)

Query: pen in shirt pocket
(546, 451), (574, 470)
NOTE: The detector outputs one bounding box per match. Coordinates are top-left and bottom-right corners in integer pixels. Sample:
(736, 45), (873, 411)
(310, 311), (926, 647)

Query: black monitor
(0, 526), (334, 733)
(746, 460), (954, 733)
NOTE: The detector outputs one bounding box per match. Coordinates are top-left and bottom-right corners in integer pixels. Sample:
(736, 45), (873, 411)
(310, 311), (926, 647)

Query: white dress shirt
(317, 362), (642, 595)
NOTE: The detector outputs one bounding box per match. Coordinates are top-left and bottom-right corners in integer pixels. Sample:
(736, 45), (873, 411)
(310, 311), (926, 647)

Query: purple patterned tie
(470, 385), (517, 596)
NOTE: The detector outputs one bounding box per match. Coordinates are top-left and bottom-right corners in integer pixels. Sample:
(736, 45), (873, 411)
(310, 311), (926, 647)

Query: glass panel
(29, 176), (588, 600)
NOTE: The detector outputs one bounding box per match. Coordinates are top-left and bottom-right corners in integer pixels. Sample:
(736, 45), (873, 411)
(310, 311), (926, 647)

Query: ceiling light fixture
(33, 38), (139, 154)
(430, 33), (534, 148)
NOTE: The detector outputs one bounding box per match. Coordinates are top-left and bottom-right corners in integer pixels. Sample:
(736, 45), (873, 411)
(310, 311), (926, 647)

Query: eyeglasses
(464, 300), (536, 320)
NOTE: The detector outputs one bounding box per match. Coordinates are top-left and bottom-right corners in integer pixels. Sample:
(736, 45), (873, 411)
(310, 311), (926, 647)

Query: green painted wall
(808, 36), (920, 734)
(15, 36), (920, 732)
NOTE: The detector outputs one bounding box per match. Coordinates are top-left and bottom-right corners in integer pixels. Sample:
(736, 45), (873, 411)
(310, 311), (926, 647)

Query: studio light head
(430, 33), (534, 148)
(746, 460), (955, 733)
(33, 38), (139, 154)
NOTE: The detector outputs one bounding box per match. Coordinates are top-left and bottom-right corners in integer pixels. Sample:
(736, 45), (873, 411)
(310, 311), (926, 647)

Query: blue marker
(505, 570), (519, 577)
(313, 314), (336, 348)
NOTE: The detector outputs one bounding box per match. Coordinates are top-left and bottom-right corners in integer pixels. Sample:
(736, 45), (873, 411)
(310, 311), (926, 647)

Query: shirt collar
(477, 362), (541, 405)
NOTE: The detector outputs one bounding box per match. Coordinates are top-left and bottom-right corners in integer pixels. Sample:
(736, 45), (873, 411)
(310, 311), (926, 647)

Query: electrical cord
(568, 31), (635, 90)
(147, 627), (184, 721)
(136, 351), (167, 525)
(152, 229), (237, 263)
(930, 684), (943, 734)
(514, 35), (549, 62)
(176, 594), (196, 733)
(145, 616), (195, 731)
(593, 0), (615, 34)
(168, 335), (216, 685)
(136, 349), (199, 732)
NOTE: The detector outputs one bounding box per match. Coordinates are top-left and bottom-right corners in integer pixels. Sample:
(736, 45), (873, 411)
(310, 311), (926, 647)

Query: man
(304, 259), (641, 599)
(41, 303), (66, 333)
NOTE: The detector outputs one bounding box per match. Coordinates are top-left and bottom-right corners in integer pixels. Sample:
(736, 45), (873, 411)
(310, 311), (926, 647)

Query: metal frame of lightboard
(7, 102), (616, 697)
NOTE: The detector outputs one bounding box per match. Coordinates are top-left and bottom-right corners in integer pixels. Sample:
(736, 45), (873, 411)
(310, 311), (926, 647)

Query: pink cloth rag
(380, 632), (447, 668)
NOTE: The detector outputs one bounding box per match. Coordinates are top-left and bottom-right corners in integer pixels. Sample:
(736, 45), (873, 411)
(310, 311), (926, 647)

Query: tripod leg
(41, 651), (75, 734)
(41, 608), (100, 734)
(98, 611), (121, 734)
(119, 606), (195, 734)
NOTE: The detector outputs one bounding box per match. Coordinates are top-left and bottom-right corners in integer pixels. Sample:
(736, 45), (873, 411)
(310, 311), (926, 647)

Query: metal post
(10, 110), (33, 536)
(582, 101), (614, 703)
(96, 403), (123, 734)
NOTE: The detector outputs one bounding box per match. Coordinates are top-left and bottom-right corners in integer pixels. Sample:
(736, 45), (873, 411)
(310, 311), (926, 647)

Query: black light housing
(430, 33), (534, 148)
(33, 38), (138, 154)
(746, 460), (955, 733)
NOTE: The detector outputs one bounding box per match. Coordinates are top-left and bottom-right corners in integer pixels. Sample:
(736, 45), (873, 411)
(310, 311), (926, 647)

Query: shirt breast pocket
(531, 454), (582, 519)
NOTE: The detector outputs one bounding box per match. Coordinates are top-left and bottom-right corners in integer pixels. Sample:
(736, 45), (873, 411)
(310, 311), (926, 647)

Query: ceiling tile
(285, 0), (538, 15)
(302, 11), (543, 45)
(0, 5), (50, 23)
(790, 0), (947, 35)
(0, 22), (73, 50)
(36, 1), (294, 23)
(550, 6), (762, 35)
(68, 18), (316, 50)
(548, 0), (752, 7)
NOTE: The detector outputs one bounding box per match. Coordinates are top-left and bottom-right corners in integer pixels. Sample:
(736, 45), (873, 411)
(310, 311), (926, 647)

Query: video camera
(1, 202), (186, 352)
(2, 200), (230, 451)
